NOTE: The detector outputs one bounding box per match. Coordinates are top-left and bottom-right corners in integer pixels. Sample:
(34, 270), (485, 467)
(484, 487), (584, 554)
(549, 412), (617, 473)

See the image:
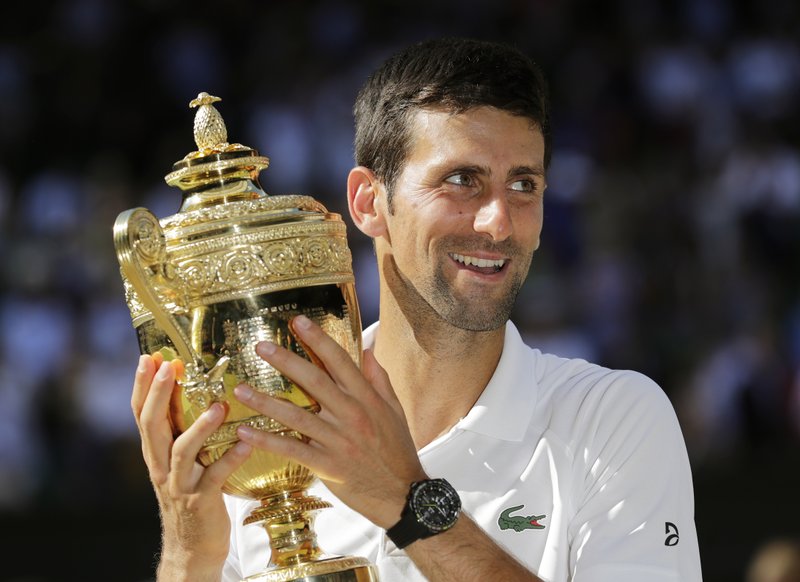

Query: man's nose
(473, 191), (513, 242)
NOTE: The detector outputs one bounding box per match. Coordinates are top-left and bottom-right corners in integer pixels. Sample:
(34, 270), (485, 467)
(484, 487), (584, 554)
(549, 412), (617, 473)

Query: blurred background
(0, 0), (798, 580)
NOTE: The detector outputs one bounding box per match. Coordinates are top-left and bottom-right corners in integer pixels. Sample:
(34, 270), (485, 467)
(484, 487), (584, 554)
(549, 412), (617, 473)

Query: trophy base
(243, 556), (379, 582)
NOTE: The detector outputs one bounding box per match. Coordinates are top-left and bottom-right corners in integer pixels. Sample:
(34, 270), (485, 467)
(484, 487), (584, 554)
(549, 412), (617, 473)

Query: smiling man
(133, 38), (702, 581)
(368, 106), (544, 336)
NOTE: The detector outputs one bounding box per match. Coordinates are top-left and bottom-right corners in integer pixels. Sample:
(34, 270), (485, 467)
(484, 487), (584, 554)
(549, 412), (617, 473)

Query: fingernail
(137, 355), (148, 373)
(204, 402), (223, 420)
(294, 315), (312, 330)
(232, 440), (253, 456)
(155, 362), (172, 380)
(237, 424), (256, 439)
(256, 341), (276, 357)
(234, 384), (254, 401)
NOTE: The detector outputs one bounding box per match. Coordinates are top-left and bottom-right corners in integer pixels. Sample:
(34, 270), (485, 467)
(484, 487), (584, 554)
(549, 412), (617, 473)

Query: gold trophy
(114, 93), (378, 582)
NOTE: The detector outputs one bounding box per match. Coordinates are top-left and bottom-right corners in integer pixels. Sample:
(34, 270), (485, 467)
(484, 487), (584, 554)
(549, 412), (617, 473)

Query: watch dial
(411, 479), (461, 532)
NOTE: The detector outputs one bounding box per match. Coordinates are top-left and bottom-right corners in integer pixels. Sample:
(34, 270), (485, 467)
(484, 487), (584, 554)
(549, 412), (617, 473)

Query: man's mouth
(450, 253), (507, 274)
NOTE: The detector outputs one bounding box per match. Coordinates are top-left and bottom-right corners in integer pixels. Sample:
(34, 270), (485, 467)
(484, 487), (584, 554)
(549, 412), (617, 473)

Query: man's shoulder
(521, 343), (677, 437)
(496, 320), (672, 416)
(525, 344), (661, 399)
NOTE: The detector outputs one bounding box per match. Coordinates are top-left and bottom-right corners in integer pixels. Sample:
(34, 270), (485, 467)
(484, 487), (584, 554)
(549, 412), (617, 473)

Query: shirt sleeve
(567, 371), (702, 582)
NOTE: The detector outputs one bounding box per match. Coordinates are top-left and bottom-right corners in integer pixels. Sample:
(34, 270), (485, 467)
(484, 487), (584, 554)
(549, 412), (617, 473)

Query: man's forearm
(404, 513), (544, 581)
(156, 546), (224, 582)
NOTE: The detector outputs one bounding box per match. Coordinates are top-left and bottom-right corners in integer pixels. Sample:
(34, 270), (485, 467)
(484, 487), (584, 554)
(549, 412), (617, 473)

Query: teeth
(452, 253), (506, 269)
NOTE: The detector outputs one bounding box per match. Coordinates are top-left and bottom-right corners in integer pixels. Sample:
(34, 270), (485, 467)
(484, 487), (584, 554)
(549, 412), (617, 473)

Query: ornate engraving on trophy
(132, 213), (165, 263)
(223, 314), (296, 396)
(159, 196), (326, 230)
(165, 224), (353, 306)
(203, 415), (288, 448)
(123, 277), (147, 322)
(221, 298), (357, 399)
(182, 362), (229, 410)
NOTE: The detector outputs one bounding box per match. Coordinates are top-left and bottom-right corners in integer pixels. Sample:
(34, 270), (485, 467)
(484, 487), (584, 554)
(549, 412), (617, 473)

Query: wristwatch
(386, 478), (461, 549)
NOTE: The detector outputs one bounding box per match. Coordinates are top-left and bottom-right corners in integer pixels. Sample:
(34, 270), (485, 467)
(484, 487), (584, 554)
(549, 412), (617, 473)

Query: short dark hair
(353, 37), (551, 208)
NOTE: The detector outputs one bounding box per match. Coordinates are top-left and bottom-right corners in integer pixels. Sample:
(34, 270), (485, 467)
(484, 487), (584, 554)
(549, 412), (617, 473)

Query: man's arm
(563, 369), (702, 581)
(405, 513), (542, 581)
(132, 354), (252, 582)
(233, 315), (543, 581)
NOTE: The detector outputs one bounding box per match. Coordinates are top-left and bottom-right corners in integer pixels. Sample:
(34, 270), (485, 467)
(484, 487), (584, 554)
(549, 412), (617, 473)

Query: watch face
(410, 479), (461, 532)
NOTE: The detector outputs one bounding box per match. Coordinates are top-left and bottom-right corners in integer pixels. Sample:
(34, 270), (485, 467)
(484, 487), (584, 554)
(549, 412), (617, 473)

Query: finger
(198, 440), (253, 492)
(132, 353), (167, 422)
(287, 320), (329, 374)
(287, 315), (368, 397)
(233, 384), (341, 446)
(131, 355), (157, 422)
(170, 402), (227, 491)
(171, 358), (185, 379)
(236, 423), (337, 481)
(138, 360), (180, 480)
(254, 339), (346, 412)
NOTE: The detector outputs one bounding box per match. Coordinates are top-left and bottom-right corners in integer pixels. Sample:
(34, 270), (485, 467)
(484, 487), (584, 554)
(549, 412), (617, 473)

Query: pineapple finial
(190, 92), (228, 152)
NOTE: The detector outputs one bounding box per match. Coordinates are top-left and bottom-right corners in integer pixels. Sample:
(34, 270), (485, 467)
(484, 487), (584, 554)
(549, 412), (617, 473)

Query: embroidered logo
(665, 522), (680, 546)
(498, 505), (547, 532)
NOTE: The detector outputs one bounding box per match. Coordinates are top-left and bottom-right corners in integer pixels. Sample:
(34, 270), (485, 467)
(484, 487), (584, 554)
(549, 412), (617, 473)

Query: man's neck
(372, 294), (506, 450)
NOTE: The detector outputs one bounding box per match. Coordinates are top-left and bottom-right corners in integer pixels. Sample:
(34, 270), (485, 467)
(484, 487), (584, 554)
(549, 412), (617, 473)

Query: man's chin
(430, 275), (521, 331)
(437, 303), (513, 332)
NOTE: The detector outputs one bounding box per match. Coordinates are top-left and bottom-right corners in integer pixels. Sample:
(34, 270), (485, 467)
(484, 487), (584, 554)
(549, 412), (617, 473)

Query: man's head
(353, 37), (550, 211)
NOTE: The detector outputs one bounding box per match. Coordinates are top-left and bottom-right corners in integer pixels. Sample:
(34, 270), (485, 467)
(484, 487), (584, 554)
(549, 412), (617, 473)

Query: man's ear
(347, 166), (387, 238)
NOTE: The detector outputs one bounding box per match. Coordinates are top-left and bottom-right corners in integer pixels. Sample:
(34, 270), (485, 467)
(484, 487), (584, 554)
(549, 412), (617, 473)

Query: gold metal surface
(243, 557), (379, 582)
(114, 93), (376, 582)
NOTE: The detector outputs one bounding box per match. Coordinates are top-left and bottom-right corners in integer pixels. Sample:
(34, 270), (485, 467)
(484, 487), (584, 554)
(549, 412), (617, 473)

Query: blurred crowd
(0, 0), (798, 579)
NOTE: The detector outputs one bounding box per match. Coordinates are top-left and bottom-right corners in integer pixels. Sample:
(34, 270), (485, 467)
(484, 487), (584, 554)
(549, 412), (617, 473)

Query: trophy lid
(164, 92), (272, 210)
(116, 92), (355, 339)
(152, 91), (340, 263)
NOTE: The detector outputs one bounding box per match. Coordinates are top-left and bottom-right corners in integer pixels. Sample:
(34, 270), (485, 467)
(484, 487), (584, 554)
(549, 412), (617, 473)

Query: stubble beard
(425, 247), (532, 332)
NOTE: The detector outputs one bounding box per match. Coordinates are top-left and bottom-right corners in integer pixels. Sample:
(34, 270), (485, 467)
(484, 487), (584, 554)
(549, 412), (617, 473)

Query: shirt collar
(362, 320), (538, 442)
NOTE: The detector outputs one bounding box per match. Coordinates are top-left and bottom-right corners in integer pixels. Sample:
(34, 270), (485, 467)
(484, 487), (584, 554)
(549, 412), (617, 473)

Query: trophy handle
(114, 207), (198, 362)
(114, 208), (230, 406)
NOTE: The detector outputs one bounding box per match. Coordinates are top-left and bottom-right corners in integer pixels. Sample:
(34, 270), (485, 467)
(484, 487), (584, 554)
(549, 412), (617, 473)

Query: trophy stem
(242, 490), (379, 581)
(245, 489), (332, 568)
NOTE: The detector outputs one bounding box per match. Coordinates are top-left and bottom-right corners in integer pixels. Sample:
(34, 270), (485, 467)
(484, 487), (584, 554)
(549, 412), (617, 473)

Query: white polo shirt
(223, 321), (702, 581)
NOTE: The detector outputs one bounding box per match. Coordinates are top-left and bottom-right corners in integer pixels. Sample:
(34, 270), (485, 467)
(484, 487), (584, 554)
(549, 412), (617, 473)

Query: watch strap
(386, 478), (460, 550)
(386, 507), (431, 549)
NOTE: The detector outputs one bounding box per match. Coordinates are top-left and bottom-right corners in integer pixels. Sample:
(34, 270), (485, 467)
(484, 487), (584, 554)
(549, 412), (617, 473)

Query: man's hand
(132, 354), (252, 581)
(231, 316), (543, 581)
(232, 314), (426, 529)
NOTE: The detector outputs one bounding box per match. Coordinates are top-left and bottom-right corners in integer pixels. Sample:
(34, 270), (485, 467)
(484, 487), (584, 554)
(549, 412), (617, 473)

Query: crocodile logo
(498, 505), (547, 532)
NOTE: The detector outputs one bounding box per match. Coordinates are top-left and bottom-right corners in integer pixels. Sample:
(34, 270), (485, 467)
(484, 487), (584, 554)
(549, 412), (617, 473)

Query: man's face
(377, 106), (546, 332)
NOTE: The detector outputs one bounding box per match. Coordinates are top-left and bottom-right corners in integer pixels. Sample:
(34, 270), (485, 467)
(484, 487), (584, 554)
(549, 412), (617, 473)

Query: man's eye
(510, 179), (535, 193)
(444, 173), (474, 187)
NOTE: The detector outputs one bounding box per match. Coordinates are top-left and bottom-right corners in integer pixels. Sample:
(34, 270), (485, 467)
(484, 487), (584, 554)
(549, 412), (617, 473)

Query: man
(132, 38), (702, 581)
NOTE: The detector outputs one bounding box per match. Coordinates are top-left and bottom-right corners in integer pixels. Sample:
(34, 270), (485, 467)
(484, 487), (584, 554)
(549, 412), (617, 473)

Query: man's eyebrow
(507, 165), (545, 179)
(433, 163), (491, 176)
(437, 164), (545, 178)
